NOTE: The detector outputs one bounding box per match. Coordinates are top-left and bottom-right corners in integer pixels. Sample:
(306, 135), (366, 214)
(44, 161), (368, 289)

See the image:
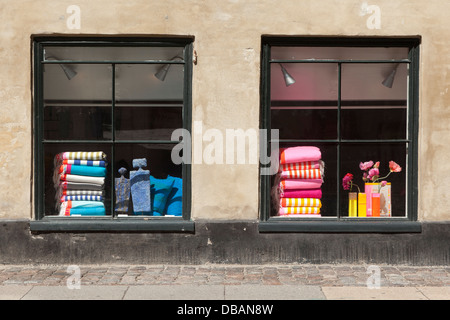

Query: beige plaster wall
(0, 0), (449, 221)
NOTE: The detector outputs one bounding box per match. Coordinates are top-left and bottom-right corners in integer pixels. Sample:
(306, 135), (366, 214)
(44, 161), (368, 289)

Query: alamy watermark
(66, 265), (81, 289)
(366, 265), (381, 289)
(170, 121), (279, 175)
(66, 5), (81, 30)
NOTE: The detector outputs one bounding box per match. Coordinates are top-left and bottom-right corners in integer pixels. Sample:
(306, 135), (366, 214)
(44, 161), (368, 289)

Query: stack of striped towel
(275, 146), (324, 217)
(53, 151), (107, 216)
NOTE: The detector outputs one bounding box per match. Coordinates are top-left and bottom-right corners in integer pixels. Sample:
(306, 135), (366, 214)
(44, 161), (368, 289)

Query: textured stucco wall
(0, 0), (449, 221)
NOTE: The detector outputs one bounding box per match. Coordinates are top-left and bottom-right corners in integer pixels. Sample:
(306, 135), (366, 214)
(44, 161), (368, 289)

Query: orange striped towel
(280, 169), (322, 180)
(280, 198), (322, 208)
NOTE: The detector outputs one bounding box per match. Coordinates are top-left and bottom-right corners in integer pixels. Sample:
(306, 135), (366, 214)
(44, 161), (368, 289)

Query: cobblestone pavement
(0, 264), (449, 287)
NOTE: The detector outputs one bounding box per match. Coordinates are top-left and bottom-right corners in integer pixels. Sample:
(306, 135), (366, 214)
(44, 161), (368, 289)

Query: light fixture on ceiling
(154, 55), (183, 81)
(279, 63), (296, 87)
(46, 56), (78, 80)
(382, 64), (399, 88)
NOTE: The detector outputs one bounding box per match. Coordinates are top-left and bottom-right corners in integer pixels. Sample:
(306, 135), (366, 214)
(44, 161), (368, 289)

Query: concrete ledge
(0, 220), (449, 265)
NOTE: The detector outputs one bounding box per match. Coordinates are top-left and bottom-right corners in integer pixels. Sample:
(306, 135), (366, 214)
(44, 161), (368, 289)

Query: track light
(154, 55), (183, 81)
(279, 63), (296, 87)
(46, 56), (77, 80)
(382, 64), (399, 88)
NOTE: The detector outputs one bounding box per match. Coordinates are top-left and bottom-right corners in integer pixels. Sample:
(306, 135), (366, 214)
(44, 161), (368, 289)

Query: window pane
(114, 143), (182, 217)
(340, 143), (407, 217)
(43, 64), (112, 140)
(115, 107), (182, 141)
(341, 63), (408, 140)
(115, 64), (184, 101)
(271, 46), (409, 61)
(114, 64), (183, 141)
(44, 46), (184, 62)
(271, 63), (338, 140)
(44, 143), (112, 217)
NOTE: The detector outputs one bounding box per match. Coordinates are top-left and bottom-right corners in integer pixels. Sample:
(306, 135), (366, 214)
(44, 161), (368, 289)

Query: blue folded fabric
(69, 201), (105, 208)
(69, 207), (106, 216)
(69, 165), (107, 177)
(150, 176), (175, 216)
(166, 176), (182, 216)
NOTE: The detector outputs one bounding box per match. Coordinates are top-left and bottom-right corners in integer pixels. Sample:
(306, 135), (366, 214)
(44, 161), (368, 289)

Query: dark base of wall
(1, 220), (449, 265)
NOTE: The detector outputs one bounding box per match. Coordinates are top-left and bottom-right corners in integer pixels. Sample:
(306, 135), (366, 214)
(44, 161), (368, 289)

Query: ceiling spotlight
(46, 56), (77, 80)
(59, 64), (78, 80)
(279, 63), (296, 87)
(382, 64), (399, 88)
(154, 55), (183, 81)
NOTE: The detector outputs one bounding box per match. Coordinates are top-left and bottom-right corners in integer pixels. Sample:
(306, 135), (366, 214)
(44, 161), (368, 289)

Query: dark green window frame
(31, 36), (193, 232)
(259, 36), (421, 233)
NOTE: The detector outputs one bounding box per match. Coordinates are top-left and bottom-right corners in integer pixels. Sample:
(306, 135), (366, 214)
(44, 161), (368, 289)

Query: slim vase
(348, 192), (357, 217)
(358, 193), (366, 217)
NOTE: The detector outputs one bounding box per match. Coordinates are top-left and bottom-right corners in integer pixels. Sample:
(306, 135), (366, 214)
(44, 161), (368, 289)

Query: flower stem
(374, 171), (392, 183)
(351, 182), (361, 193)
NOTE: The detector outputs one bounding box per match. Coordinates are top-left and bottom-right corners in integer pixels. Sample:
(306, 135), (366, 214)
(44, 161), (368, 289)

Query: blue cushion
(166, 176), (182, 216)
(150, 176), (175, 216)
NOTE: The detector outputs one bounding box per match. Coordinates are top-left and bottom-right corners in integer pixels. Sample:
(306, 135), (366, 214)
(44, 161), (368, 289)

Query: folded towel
(280, 146), (321, 164)
(57, 181), (105, 191)
(280, 168), (323, 180)
(60, 207), (106, 216)
(280, 198), (322, 208)
(279, 160), (323, 172)
(55, 189), (104, 201)
(280, 188), (322, 199)
(60, 195), (103, 202)
(55, 151), (107, 162)
(61, 190), (104, 196)
(59, 200), (105, 216)
(279, 207), (321, 215)
(55, 159), (107, 167)
(58, 164), (107, 177)
(58, 174), (105, 186)
(278, 212), (322, 217)
(280, 178), (323, 190)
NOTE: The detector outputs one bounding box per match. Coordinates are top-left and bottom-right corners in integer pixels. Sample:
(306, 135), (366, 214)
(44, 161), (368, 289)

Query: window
(32, 37), (193, 232)
(260, 37), (421, 232)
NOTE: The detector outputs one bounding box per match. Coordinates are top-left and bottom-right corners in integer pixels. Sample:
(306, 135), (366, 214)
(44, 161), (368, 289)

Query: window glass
(44, 46), (184, 62)
(271, 63), (338, 140)
(266, 43), (413, 220)
(43, 64), (112, 140)
(37, 41), (189, 220)
(341, 63), (408, 140)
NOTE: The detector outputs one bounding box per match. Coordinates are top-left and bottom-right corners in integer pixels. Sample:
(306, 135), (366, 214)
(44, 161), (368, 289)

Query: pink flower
(373, 161), (380, 168)
(389, 161), (402, 173)
(381, 181), (387, 187)
(367, 168), (379, 181)
(342, 173), (353, 190)
(359, 161), (374, 171)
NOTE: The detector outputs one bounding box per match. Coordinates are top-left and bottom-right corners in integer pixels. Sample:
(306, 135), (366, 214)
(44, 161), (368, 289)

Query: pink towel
(280, 188), (322, 199)
(280, 179), (323, 190)
(280, 146), (321, 164)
